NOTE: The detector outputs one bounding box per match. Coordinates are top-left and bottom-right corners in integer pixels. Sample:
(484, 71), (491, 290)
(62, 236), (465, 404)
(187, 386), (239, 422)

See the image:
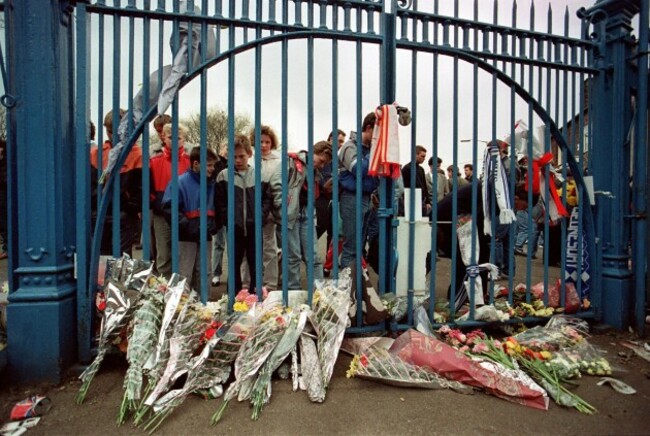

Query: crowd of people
(91, 109), (574, 298)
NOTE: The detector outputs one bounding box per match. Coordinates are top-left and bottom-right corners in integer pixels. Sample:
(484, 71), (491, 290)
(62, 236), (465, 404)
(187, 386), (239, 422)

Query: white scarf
(482, 145), (516, 236)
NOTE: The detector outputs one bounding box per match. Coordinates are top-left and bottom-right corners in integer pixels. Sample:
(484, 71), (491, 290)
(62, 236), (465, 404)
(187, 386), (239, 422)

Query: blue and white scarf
(482, 144), (516, 236)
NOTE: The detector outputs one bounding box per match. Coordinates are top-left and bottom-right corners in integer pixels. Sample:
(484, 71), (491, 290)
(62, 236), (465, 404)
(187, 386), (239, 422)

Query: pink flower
(448, 330), (467, 344)
(459, 345), (470, 352)
(261, 287), (269, 300)
(438, 325), (452, 335)
(493, 339), (502, 349)
(472, 342), (489, 354)
(236, 289), (249, 302)
(245, 294), (259, 306)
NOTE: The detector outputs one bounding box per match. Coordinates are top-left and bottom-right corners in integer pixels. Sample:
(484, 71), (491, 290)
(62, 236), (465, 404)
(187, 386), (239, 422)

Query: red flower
(95, 292), (106, 311)
(360, 355), (369, 367)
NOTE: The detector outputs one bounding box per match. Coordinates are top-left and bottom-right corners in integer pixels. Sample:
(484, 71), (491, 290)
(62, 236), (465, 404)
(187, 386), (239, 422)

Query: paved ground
(0, 329), (648, 436)
(1, 246), (649, 435)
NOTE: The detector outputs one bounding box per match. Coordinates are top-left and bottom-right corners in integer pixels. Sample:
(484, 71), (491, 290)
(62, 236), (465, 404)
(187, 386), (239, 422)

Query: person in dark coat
(401, 144), (430, 216)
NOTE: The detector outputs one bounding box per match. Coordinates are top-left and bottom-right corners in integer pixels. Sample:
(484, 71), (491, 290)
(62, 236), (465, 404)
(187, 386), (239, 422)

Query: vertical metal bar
(75, 1), (92, 363)
(407, 26), (417, 313)
(97, 0), (105, 197)
(141, 1), (152, 261)
(170, 3), (180, 274)
(112, 4), (122, 257)
(449, 0), (459, 318)
(427, 0), (439, 322)
(281, 0), (289, 304)
(354, 3), (363, 328)
(634, 0), (648, 335)
(331, 5), (340, 279)
(306, 16), (315, 301)
(226, 0), (236, 310)
(468, 0), (479, 320)
(199, 4), (208, 303)
(507, 0), (517, 307)
(253, 1), (263, 301)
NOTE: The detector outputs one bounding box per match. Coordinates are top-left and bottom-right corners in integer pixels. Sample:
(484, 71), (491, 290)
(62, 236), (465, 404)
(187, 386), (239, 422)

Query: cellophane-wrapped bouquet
(117, 276), (166, 424)
(142, 309), (256, 433)
(77, 255), (152, 404)
(346, 345), (473, 393)
(306, 270), (352, 402)
(250, 305), (311, 420)
(211, 305), (294, 425)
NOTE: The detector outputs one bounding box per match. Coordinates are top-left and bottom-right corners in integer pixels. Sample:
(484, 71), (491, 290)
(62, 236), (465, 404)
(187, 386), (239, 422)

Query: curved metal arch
(87, 29), (384, 299)
(398, 40), (598, 304)
(89, 29), (599, 317)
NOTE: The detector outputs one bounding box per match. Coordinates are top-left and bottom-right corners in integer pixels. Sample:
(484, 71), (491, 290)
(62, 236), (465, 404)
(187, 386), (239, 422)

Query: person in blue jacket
(162, 146), (218, 292)
(337, 112), (379, 269)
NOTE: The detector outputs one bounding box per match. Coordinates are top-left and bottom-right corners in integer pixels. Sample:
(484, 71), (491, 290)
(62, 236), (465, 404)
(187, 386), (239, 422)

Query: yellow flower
(233, 301), (249, 312)
(346, 356), (360, 378)
(540, 351), (552, 360)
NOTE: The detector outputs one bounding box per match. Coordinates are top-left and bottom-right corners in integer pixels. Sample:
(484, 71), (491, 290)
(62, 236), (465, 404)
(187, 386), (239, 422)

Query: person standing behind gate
(249, 125), (281, 290)
(214, 135), (272, 293)
(270, 141), (332, 289)
(162, 146), (218, 292)
(426, 156), (449, 204)
(211, 143), (228, 287)
(447, 165), (469, 192)
(90, 109), (143, 256)
(150, 122), (191, 277)
(402, 145), (431, 216)
(338, 112), (379, 269)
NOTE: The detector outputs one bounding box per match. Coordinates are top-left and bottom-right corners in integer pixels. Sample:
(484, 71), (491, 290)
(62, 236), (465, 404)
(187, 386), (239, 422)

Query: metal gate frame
(2, 0), (647, 383)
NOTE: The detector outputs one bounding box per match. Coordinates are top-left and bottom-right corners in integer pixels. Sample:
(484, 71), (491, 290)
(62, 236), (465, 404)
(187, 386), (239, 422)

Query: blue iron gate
(2, 0), (648, 383)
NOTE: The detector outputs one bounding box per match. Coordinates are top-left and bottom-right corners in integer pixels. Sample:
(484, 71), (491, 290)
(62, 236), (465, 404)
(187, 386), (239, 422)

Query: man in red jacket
(90, 109), (143, 256)
(149, 122), (190, 277)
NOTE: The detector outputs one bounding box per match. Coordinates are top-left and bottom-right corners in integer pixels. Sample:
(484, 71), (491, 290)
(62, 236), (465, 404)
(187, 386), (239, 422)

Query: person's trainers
(514, 247), (526, 256)
(323, 268), (331, 277)
(0, 252), (7, 260)
(211, 276), (221, 286)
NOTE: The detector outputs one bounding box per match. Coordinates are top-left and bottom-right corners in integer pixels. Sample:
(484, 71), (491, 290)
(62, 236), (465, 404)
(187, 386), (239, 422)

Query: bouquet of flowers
(211, 306), (294, 425)
(250, 305), (310, 419)
(307, 272), (352, 402)
(117, 279), (165, 424)
(144, 297), (206, 409)
(347, 345), (473, 393)
(390, 330), (550, 410)
(131, 275), (190, 425)
(471, 336), (595, 413)
(142, 310), (255, 433)
(298, 333), (324, 401)
(77, 279), (139, 404)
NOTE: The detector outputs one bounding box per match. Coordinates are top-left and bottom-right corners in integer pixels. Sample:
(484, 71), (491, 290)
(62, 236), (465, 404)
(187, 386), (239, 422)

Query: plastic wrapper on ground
(348, 345), (474, 393)
(389, 330), (550, 410)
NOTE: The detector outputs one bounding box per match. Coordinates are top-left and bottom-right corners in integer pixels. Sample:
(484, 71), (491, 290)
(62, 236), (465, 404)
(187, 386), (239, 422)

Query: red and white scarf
(369, 104), (401, 179)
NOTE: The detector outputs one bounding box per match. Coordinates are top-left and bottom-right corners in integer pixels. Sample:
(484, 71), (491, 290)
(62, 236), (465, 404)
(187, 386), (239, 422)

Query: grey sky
(84, 0), (631, 174)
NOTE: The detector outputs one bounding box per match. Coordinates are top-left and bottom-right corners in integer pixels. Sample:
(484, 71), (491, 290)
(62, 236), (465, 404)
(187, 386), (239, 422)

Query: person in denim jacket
(337, 112), (379, 269)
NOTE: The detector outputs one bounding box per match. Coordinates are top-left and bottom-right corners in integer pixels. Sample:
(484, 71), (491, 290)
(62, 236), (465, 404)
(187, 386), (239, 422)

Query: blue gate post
(5, 0), (78, 383)
(585, 0), (640, 329)
(378, 0), (397, 297)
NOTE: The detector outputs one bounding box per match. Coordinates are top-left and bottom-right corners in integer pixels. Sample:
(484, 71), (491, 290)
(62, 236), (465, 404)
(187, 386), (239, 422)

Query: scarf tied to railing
(529, 152), (569, 222)
(369, 104), (401, 179)
(482, 142), (516, 236)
